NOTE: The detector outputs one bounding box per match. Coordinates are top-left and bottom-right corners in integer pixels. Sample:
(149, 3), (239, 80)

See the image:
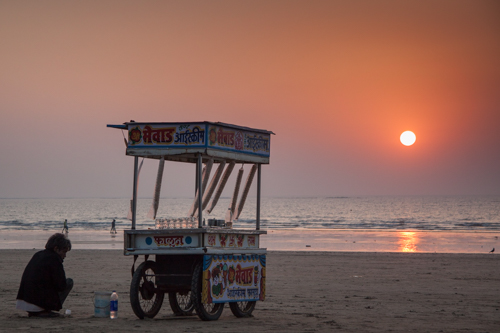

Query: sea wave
(1, 196), (499, 231)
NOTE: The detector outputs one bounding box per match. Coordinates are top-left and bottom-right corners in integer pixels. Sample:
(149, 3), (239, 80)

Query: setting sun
(400, 131), (416, 146)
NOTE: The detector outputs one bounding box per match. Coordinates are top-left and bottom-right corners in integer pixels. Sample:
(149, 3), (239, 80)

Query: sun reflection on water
(399, 231), (419, 252)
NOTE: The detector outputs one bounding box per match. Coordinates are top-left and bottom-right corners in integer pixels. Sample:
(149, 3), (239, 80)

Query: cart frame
(108, 121), (273, 320)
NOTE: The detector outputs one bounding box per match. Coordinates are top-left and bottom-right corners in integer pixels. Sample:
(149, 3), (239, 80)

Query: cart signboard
(202, 254), (266, 304)
(135, 233), (201, 249)
(120, 122), (272, 163)
(207, 124), (270, 156)
(128, 123), (206, 148)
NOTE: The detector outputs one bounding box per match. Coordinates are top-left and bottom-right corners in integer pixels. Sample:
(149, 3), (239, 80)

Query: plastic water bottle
(110, 291), (118, 319)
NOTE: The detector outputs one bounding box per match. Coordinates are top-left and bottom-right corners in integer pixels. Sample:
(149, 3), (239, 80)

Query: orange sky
(1, 0), (499, 198)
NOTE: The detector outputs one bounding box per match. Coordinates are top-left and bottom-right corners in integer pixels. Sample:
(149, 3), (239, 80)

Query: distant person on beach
(16, 233), (73, 318)
(110, 219), (117, 234)
(62, 219), (68, 233)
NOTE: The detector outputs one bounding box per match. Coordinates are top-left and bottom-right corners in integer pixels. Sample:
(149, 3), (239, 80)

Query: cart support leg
(132, 156), (139, 230)
(131, 255), (138, 276)
(257, 163), (261, 230)
(197, 153), (203, 227)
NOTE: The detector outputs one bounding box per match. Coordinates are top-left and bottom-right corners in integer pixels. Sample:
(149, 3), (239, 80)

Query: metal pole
(195, 160), (199, 196)
(197, 153), (203, 227)
(256, 164), (261, 230)
(132, 156), (138, 230)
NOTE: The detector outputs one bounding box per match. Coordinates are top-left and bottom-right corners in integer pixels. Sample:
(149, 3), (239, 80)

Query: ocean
(1, 196), (499, 232)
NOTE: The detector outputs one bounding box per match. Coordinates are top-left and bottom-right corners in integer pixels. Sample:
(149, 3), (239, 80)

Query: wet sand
(1, 229), (499, 253)
(2, 249), (499, 332)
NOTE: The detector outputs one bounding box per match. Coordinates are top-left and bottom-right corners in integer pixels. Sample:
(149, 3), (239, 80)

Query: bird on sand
(489, 248), (495, 253)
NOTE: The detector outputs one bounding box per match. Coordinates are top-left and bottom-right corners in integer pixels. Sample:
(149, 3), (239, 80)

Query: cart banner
(134, 233), (201, 249)
(202, 254), (266, 303)
(128, 123), (206, 147)
(205, 233), (259, 248)
(207, 125), (270, 156)
(127, 122), (271, 157)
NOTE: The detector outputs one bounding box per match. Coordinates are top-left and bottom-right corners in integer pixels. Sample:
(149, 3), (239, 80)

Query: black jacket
(17, 249), (68, 311)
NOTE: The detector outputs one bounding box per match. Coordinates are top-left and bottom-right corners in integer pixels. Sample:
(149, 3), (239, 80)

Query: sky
(1, 0), (499, 199)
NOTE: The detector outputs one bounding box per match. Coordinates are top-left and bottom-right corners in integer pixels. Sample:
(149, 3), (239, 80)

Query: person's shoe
(28, 311), (60, 318)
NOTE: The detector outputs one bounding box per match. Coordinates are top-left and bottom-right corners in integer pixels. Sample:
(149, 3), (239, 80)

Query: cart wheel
(130, 260), (164, 319)
(191, 261), (224, 321)
(168, 291), (195, 316)
(229, 301), (256, 317)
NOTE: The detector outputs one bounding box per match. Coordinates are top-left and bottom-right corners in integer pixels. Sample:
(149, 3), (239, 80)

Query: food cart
(107, 121), (273, 321)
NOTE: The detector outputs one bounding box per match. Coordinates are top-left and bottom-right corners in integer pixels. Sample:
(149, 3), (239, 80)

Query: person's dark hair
(45, 233), (72, 251)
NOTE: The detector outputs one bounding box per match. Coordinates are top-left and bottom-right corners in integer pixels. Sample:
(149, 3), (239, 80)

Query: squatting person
(16, 233), (73, 317)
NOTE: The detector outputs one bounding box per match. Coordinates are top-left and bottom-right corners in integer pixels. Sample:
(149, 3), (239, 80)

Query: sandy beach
(2, 249), (499, 332)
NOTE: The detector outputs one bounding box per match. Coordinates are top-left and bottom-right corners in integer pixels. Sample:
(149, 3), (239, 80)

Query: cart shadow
(152, 314), (198, 321)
